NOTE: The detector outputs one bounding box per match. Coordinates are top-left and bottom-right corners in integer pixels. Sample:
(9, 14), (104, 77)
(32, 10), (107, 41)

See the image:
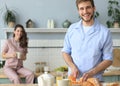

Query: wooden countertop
(0, 84), (38, 86)
(103, 70), (120, 76)
(0, 83), (120, 86)
(1, 70), (120, 79)
(0, 84), (56, 86)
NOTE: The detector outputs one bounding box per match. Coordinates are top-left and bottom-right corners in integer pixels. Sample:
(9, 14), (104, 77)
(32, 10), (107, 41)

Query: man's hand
(70, 66), (80, 78)
(82, 70), (95, 82)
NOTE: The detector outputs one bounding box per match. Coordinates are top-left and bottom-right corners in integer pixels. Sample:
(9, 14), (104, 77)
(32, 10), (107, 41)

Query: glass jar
(35, 62), (41, 73)
(41, 62), (46, 72)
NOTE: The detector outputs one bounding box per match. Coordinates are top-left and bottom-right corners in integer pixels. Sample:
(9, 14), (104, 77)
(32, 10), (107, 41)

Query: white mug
(57, 79), (71, 86)
(16, 52), (21, 59)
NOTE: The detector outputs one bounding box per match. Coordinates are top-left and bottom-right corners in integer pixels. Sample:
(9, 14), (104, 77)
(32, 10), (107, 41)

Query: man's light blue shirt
(62, 19), (113, 81)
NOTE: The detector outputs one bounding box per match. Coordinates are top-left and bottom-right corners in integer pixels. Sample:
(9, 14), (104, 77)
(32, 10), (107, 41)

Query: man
(62, 0), (113, 82)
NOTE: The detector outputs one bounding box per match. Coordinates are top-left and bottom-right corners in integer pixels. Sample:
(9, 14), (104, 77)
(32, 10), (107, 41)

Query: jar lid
(35, 62), (41, 64)
(41, 62), (46, 64)
(44, 66), (49, 72)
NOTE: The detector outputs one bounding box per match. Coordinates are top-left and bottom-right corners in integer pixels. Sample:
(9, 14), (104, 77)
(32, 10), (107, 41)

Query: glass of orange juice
(56, 76), (63, 86)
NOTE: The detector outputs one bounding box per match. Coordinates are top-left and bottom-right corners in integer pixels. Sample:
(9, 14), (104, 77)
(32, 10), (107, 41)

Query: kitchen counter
(0, 83), (120, 86)
(1, 71), (120, 78)
(103, 70), (120, 76)
(1, 71), (120, 83)
(0, 84), (56, 86)
(0, 84), (38, 86)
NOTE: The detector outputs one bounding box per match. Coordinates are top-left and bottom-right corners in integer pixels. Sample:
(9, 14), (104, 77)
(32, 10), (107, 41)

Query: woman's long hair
(13, 24), (28, 48)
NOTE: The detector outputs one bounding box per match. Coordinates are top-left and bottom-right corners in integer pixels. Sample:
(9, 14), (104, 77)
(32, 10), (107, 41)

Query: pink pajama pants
(3, 67), (34, 84)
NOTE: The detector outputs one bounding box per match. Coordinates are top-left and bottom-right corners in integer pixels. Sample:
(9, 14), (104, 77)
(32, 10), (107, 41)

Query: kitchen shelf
(110, 28), (120, 33)
(4, 28), (67, 33)
(3, 28), (120, 33)
(3, 28), (67, 39)
(3, 28), (120, 39)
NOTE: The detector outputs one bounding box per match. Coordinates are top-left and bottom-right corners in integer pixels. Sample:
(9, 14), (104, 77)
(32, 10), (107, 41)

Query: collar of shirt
(68, 19), (100, 41)
(73, 18), (100, 34)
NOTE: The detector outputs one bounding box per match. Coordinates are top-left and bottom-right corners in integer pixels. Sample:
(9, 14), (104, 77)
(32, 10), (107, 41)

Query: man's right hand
(70, 65), (80, 78)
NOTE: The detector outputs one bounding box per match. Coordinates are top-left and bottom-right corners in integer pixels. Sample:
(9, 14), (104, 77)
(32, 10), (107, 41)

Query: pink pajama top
(2, 38), (28, 69)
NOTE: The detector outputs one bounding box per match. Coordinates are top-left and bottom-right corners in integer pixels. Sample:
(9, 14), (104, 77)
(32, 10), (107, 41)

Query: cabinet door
(118, 75), (120, 81)
(103, 76), (119, 82)
(0, 78), (25, 84)
(0, 78), (11, 84)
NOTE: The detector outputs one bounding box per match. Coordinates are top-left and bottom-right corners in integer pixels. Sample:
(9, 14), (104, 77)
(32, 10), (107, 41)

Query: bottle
(37, 66), (55, 86)
(47, 19), (51, 28)
(51, 19), (55, 28)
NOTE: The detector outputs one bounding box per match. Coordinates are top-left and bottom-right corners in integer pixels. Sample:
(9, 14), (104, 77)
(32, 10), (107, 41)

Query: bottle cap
(44, 66), (49, 72)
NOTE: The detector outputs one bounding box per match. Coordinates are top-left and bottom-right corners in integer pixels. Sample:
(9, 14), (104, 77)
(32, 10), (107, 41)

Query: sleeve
(61, 30), (71, 55)
(102, 30), (113, 61)
(2, 40), (9, 53)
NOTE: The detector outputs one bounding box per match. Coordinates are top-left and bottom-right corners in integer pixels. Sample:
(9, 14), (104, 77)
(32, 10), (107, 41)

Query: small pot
(8, 21), (15, 28)
(113, 21), (119, 28)
(62, 20), (71, 28)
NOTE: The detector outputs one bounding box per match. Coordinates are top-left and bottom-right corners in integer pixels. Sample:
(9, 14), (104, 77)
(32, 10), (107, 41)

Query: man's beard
(81, 14), (94, 22)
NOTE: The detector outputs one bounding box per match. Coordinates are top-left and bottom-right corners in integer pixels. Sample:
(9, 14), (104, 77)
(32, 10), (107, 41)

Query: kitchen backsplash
(24, 39), (66, 72)
(24, 47), (66, 72)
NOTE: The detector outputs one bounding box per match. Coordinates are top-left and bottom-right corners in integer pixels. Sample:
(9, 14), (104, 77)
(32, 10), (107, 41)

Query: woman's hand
(10, 52), (17, 58)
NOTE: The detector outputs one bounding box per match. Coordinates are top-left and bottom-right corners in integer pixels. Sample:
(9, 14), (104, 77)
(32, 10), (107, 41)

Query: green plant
(0, 4), (16, 25)
(106, 0), (120, 28)
(4, 5), (16, 25)
(94, 11), (100, 18)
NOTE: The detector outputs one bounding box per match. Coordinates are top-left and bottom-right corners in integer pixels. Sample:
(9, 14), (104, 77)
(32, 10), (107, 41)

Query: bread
(106, 82), (119, 86)
(81, 81), (93, 86)
(68, 76), (101, 86)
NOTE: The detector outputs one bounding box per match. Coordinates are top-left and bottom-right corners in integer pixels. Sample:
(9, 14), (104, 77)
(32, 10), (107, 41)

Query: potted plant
(0, 4), (16, 28)
(106, 0), (120, 28)
(5, 5), (16, 28)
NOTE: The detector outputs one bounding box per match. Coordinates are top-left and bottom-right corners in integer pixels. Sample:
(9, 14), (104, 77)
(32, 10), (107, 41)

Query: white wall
(0, 0), (120, 28)
(0, 0), (120, 71)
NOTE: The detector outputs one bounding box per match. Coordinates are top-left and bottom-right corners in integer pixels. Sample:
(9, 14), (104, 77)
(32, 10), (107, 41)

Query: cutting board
(112, 48), (120, 67)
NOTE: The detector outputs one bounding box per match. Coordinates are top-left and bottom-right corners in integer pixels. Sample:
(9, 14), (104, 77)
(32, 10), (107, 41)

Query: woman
(2, 24), (34, 84)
